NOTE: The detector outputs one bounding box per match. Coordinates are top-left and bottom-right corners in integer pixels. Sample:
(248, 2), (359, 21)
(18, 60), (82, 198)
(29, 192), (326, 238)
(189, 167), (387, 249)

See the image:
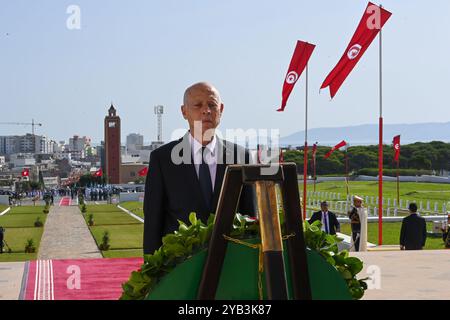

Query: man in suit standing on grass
(143, 82), (257, 255)
(309, 201), (340, 235)
(400, 203), (427, 250)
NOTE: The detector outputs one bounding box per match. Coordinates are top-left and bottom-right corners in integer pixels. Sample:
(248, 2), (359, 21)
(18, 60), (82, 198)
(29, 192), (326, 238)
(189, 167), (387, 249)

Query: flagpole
(345, 145), (349, 197)
(313, 146), (316, 193)
(396, 159), (400, 205)
(378, 5), (384, 246)
(303, 63), (309, 221)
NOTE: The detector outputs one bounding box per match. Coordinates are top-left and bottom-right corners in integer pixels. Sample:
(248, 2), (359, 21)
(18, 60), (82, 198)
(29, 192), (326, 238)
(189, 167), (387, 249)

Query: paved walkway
(0, 262), (26, 300)
(38, 202), (102, 260)
(352, 250), (450, 300)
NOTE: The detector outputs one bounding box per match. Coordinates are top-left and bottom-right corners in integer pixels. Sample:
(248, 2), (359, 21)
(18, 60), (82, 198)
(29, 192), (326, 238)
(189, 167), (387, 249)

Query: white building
(10, 153), (36, 167)
(122, 149), (151, 164)
(126, 133), (144, 152)
(68, 135), (91, 160)
(0, 134), (57, 155)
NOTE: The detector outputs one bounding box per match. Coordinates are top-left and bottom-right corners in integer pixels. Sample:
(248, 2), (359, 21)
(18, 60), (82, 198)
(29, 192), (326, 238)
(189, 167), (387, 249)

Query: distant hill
(281, 122), (450, 147)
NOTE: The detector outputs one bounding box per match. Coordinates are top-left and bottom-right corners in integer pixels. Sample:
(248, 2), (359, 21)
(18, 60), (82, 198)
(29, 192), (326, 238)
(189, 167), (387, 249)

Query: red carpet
(24, 258), (143, 300)
(59, 197), (71, 206)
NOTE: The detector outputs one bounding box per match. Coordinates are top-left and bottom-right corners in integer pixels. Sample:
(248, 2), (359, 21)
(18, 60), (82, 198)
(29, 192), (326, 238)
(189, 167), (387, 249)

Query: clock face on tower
(108, 121), (116, 128)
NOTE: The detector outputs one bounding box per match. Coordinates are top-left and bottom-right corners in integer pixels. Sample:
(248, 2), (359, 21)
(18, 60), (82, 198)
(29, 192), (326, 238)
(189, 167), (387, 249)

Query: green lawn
(119, 201), (144, 219)
(0, 205), (8, 213)
(0, 213), (47, 228)
(90, 224), (143, 250)
(8, 206), (46, 215)
(86, 211), (141, 226)
(0, 253), (39, 262)
(84, 204), (123, 213)
(0, 206), (47, 262)
(83, 204), (144, 258)
(102, 249), (143, 259)
(0, 227), (43, 261)
(339, 221), (445, 250)
(309, 181), (450, 204)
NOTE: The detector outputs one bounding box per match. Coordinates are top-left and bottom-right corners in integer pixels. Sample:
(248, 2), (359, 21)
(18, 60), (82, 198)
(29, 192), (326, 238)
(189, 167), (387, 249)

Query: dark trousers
(352, 232), (360, 252)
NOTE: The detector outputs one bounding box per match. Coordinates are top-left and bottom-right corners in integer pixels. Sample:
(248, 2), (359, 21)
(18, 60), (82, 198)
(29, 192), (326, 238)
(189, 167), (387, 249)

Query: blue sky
(1, 0), (449, 144)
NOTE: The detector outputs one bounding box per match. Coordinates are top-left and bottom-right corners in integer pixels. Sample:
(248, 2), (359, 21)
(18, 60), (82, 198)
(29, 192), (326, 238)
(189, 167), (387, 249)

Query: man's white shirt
(189, 133), (217, 191)
(321, 211), (329, 233)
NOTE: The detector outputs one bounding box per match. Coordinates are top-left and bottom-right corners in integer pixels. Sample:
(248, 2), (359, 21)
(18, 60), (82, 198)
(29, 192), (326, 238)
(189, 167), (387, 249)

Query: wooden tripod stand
(197, 163), (312, 300)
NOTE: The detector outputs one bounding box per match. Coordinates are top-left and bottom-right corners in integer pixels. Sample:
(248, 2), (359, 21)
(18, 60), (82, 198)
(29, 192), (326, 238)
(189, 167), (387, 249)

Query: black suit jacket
(400, 213), (427, 250)
(143, 132), (257, 254)
(308, 210), (340, 235)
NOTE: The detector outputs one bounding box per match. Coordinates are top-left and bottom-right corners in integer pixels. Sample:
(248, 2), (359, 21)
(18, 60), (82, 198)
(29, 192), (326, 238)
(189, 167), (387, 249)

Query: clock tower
(104, 104), (121, 184)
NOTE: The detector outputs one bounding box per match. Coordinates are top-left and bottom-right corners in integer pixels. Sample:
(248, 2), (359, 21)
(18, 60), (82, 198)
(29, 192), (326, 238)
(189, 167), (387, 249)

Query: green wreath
(120, 213), (367, 300)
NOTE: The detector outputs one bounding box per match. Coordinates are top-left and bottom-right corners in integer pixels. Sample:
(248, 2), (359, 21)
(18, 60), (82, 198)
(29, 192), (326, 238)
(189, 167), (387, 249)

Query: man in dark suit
(400, 203), (427, 250)
(308, 201), (340, 235)
(143, 82), (256, 255)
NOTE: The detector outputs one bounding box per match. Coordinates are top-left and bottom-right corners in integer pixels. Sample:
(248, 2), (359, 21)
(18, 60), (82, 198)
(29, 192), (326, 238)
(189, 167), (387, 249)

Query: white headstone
(434, 202), (438, 213)
(386, 207), (390, 217)
(394, 208), (398, 216)
(426, 201), (430, 211)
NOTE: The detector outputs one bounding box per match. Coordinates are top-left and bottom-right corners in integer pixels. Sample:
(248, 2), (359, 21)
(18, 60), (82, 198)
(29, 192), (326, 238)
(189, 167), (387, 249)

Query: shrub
(87, 214), (94, 226)
(24, 239), (36, 253)
(99, 231), (110, 251)
(78, 195), (85, 206)
(43, 205), (50, 214)
(34, 217), (43, 227)
(81, 204), (87, 213)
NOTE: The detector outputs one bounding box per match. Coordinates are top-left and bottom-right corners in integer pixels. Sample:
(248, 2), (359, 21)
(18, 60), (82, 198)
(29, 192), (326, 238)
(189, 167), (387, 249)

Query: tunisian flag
(277, 40), (316, 111)
(21, 168), (29, 177)
(324, 140), (347, 159)
(138, 166), (149, 177)
(321, 2), (392, 98)
(393, 135), (400, 162)
(311, 143), (318, 167)
(93, 168), (103, 177)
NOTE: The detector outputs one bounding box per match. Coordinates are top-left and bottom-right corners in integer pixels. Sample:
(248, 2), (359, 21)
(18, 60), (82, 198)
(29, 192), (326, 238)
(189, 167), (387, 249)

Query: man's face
(181, 84), (224, 143)
(354, 199), (362, 208)
(320, 204), (328, 212)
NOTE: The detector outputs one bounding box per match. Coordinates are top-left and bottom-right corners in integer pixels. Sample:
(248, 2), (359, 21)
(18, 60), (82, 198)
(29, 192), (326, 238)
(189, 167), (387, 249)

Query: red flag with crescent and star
(93, 168), (103, 177)
(393, 135), (400, 162)
(277, 40), (316, 111)
(138, 167), (149, 177)
(324, 140), (347, 159)
(320, 2), (392, 98)
(21, 168), (29, 177)
(312, 143), (318, 163)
